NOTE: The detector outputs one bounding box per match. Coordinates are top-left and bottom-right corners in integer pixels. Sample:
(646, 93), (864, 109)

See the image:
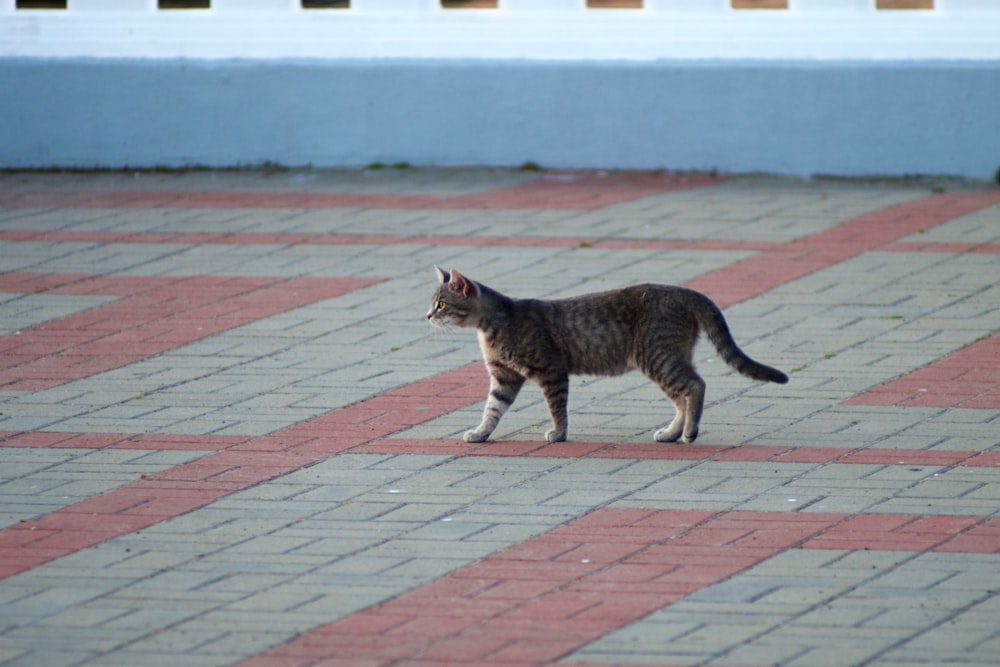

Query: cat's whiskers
(430, 322), (458, 337)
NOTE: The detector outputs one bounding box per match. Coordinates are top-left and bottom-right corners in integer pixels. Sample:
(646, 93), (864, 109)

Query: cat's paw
(463, 430), (488, 443)
(544, 429), (567, 442)
(654, 427), (682, 443)
(681, 429), (698, 444)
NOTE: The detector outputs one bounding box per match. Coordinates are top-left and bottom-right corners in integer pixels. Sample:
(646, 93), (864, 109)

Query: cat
(426, 267), (787, 444)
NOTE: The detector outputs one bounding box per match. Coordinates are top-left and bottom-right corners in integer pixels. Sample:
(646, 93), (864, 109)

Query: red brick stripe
(8, 229), (1000, 256)
(0, 363), (484, 580)
(0, 273), (379, 391)
(885, 241), (1000, 254)
(237, 509), (998, 667)
(7, 425), (997, 473)
(846, 332), (1000, 409)
(0, 172), (722, 212)
(685, 190), (1000, 308)
(350, 437), (1000, 468)
(6, 429), (998, 471)
(0, 228), (775, 252)
(802, 514), (1000, 553)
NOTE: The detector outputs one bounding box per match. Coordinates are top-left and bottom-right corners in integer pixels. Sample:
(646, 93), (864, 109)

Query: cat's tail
(692, 291), (789, 384)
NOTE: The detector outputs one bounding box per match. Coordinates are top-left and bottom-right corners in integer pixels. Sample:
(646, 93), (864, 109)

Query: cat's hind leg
(464, 366), (524, 443)
(654, 400), (685, 443)
(680, 375), (706, 443)
(651, 366), (706, 444)
(540, 374), (570, 442)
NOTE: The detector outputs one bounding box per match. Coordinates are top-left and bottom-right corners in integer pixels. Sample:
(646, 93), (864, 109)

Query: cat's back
(551, 283), (694, 319)
(502, 283), (695, 375)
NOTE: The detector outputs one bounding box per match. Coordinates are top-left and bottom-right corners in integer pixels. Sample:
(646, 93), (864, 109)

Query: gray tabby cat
(427, 267), (787, 444)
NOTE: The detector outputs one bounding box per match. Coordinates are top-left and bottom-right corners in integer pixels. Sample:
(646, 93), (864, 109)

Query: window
(302, 0), (350, 7)
(588, 0), (643, 8)
(441, 1), (498, 9)
(159, 0), (211, 9)
(876, 0), (933, 8)
(15, 0), (67, 8)
(731, 0), (788, 9)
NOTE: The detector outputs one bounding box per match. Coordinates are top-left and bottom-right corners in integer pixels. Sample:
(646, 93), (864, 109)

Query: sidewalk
(0, 168), (998, 667)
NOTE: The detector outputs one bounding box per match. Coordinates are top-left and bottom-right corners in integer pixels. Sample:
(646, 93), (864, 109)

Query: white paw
(654, 427), (681, 443)
(463, 430), (488, 443)
(545, 429), (566, 442)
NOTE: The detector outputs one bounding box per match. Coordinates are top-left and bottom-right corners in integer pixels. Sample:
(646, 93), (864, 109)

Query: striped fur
(427, 267), (787, 444)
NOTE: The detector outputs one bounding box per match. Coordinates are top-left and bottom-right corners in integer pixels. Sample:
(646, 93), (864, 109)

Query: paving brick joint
(0, 168), (998, 667)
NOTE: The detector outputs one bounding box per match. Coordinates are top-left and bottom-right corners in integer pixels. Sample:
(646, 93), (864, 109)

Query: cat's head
(427, 266), (480, 328)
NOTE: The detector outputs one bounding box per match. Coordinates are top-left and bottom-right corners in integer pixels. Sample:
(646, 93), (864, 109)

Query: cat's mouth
(428, 310), (465, 335)
(426, 313), (451, 329)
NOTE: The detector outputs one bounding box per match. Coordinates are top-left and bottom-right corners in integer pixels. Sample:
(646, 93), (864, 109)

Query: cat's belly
(567, 356), (633, 377)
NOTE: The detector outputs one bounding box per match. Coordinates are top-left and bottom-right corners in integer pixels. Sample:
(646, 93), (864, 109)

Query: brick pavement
(0, 168), (998, 667)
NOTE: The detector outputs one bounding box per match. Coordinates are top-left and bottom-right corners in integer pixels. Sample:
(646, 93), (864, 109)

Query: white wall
(3, 0), (998, 61)
(2, 1), (998, 178)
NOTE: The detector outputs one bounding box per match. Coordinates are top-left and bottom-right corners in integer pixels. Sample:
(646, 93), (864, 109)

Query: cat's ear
(434, 265), (449, 284)
(449, 269), (479, 298)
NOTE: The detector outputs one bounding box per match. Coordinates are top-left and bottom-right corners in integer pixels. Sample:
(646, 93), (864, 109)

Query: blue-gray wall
(2, 58), (998, 178)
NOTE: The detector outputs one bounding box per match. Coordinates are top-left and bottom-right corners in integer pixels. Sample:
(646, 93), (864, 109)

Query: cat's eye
(436, 300), (446, 311)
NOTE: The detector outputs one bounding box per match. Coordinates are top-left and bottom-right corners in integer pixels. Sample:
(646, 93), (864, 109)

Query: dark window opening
(16, 0), (68, 9)
(159, 0), (211, 9)
(441, 1), (498, 9)
(302, 0), (350, 7)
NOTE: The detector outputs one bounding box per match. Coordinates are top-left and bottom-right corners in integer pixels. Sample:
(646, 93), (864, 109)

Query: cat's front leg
(540, 375), (570, 442)
(464, 367), (525, 443)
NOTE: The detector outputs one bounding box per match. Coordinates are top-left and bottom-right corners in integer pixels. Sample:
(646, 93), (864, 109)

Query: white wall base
(2, 58), (998, 179)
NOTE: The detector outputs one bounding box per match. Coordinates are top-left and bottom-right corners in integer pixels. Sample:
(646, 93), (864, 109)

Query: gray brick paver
(1, 170), (998, 667)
